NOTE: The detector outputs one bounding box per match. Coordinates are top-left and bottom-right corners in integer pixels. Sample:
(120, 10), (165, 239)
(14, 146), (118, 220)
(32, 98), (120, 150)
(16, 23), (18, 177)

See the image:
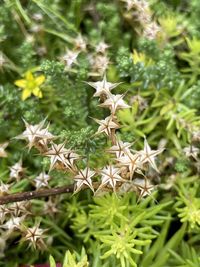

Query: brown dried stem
(0, 184), (75, 205)
(0, 180), (129, 205)
(0, 182), (107, 205)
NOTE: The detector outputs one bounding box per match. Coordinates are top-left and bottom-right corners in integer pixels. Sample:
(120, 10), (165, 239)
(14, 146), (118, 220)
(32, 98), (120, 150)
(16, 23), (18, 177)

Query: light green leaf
(49, 255), (56, 267)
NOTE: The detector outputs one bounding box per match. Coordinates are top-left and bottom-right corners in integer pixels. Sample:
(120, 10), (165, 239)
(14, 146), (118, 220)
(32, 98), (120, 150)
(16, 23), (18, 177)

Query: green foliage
(50, 248), (89, 267)
(168, 242), (200, 267)
(175, 179), (200, 230)
(1, 0), (200, 266)
(70, 193), (172, 267)
(179, 37), (200, 83)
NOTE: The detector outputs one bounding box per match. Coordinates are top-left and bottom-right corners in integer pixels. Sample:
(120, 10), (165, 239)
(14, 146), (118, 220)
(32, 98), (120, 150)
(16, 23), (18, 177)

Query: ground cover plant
(1, 0), (200, 266)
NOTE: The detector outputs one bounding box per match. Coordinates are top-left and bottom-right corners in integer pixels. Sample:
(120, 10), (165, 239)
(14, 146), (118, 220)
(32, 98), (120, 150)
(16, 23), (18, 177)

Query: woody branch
(0, 184), (74, 205)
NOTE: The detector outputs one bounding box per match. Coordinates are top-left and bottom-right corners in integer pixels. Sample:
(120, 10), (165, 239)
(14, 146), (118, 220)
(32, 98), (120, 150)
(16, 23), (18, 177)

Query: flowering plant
(1, 0), (200, 266)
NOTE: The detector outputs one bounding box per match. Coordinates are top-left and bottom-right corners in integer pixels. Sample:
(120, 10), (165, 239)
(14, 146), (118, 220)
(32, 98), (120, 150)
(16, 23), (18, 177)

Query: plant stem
(0, 184), (74, 205)
(0, 182), (103, 205)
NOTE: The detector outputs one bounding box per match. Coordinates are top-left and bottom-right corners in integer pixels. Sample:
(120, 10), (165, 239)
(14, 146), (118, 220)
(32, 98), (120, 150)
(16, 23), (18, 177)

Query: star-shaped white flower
(107, 139), (132, 158)
(2, 216), (25, 231)
(34, 172), (50, 189)
(18, 119), (45, 143)
(94, 116), (120, 136)
(16, 119), (54, 151)
(37, 124), (55, 148)
(9, 201), (30, 217)
(62, 50), (80, 68)
(9, 160), (25, 182)
(64, 151), (80, 169)
(98, 165), (124, 191)
(192, 131), (200, 142)
(95, 41), (110, 54)
(22, 223), (47, 249)
(99, 94), (130, 114)
(43, 198), (59, 215)
(117, 151), (142, 179)
(0, 142), (9, 158)
(134, 178), (155, 199)
(74, 167), (96, 194)
(44, 142), (71, 171)
(91, 55), (110, 75)
(86, 74), (122, 97)
(183, 146), (199, 160)
(0, 205), (10, 223)
(0, 181), (10, 195)
(137, 139), (164, 172)
(74, 34), (87, 51)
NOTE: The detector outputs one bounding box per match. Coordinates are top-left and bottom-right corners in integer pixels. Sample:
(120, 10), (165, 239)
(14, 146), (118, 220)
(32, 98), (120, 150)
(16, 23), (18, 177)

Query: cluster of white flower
(60, 32), (111, 76)
(121, 0), (160, 40)
(0, 200), (47, 253)
(16, 119), (55, 152)
(85, 74), (164, 196)
(15, 120), (80, 178)
(60, 34), (86, 69)
(10, 74), (164, 197)
(0, 74), (165, 250)
(8, 161), (51, 190)
(89, 41), (110, 75)
(0, 121), (79, 249)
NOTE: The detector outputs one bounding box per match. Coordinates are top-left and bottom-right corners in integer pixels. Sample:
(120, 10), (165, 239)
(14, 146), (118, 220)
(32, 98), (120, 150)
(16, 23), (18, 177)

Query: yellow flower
(132, 50), (153, 66)
(14, 71), (45, 101)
